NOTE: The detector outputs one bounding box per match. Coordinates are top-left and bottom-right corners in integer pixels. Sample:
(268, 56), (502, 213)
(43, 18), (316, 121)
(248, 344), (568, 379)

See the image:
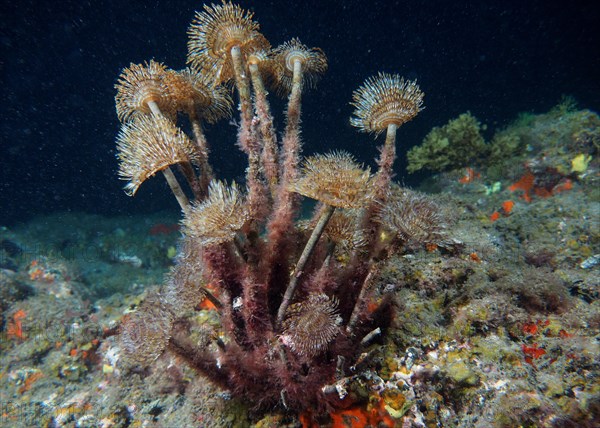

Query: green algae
(407, 112), (486, 173)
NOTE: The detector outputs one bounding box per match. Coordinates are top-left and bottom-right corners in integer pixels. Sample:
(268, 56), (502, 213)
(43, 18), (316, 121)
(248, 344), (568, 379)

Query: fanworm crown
(116, 115), (199, 195)
(376, 186), (447, 249)
(115, 60), (175, 122)
(182, 180), (249, 246)
(350, 72), (424, 135)
(289, 151), (373, 209)
(187, 1), (269, 84)
(281, 293), (341, 357)
(270, 38), (328, 96)
(324, 210), (367, 253)
(163, 68), (233, 122)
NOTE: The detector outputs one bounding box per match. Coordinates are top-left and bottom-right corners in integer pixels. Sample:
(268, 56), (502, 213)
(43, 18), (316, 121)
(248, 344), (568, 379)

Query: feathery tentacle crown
(115, 60), (175, 122)
(325, 211), (367, 252)
(350, 72), (424, 135)
(289, 151), (373, 209)
(270, 38), (328, 96)
(163, 68), (233, 123)
(246, 50), (275, 81)
(116, 115), (199, 195)
(120, 294), (174, 367)
(280, 293), (341, 357)
(182, 180), (249, 246)
(187, 1), (270, 85)
(376, 187), (446, 248)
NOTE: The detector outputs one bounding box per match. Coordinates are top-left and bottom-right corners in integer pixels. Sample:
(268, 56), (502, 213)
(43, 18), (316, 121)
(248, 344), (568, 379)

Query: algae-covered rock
(445, 360), (480, 387)
(486, 131), (523, 165)
(408, 103), (600, 181)
(488, 105), (600, 179)
(407, 112), (486, 173)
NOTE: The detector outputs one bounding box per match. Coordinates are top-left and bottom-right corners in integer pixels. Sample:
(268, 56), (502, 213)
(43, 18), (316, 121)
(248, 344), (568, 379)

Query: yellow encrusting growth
(571, 153), (592, 173)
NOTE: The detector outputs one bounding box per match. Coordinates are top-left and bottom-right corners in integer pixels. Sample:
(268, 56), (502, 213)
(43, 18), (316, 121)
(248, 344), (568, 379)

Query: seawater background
(1, 0), (599, 225)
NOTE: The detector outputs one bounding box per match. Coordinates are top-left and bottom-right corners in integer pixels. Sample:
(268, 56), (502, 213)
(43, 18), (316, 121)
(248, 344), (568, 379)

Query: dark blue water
(2, 0), (599, 225)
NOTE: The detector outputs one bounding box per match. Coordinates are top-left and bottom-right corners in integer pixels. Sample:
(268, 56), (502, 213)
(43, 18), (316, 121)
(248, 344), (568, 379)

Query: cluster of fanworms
(113, 0), (444, 419)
